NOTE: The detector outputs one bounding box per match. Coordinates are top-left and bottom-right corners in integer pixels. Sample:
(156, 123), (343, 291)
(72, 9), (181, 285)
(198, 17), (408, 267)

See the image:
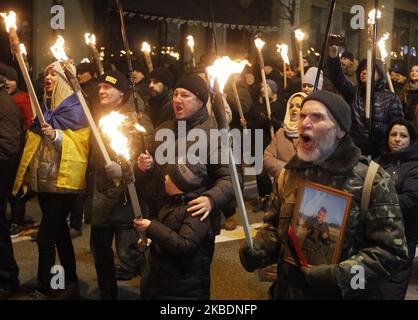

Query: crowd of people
(0, 41), (417, 300)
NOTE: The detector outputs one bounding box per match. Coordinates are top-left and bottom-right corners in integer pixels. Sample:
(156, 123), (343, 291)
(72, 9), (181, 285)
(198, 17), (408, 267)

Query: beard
(297, 127), (339, 163)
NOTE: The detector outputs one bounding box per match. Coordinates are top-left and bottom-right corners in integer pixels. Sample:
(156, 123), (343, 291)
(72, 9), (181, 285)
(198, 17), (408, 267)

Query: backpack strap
(361, 160), (380, 214)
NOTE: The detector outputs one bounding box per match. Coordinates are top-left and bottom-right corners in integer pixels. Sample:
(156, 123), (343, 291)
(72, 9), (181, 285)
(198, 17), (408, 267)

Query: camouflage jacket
(255, 135), (408, 299)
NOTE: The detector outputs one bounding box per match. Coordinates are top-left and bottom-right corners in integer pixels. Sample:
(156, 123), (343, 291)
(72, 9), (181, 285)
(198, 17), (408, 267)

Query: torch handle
(144, 52), (154, 73)
(231, 77), (247, 129)
(90, 45), (104, 76)
(283, 62), (287, 90)
(9, 29), (45, 125)
(365, 47), (373, 120)
(298, 45), (304, 89)
(386, 71), (395, 93)
(257, 50), (276, 141)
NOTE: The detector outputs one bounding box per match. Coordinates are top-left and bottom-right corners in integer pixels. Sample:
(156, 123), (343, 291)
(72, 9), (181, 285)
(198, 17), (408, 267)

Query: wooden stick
(231, 75), (247, 129)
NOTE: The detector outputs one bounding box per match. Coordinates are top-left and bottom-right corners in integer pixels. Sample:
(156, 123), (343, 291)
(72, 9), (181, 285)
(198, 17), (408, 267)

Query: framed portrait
(284, 181), (352, 268)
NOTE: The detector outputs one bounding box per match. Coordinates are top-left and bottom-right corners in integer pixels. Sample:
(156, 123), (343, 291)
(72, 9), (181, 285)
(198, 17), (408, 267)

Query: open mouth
(299, 133), (315, 150)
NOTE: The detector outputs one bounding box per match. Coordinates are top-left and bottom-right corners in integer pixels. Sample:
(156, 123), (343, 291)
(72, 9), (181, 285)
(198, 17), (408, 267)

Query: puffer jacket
(146, 106), (234, 235)
(328, 57), (404, 155)
(253, 135), (408, 299)
(379, 140), (418, 248)
(85, 99), (154, 227)
(140, 192), (214, 300)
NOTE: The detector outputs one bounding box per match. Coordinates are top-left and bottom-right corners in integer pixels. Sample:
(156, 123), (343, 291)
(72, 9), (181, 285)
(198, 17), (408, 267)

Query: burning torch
(365, 8), (382, 121)
(141, 42), (153, 73)
(295, 29), (305, 89)
(378, 32), (395, 93)
(85, 33), (104, 76)
(254, 37), (275, 141)
(207, 56), (260, 280)
(277, 44), (289, 90)
(187, 35), (196, 67)
(1, 11), (45, 125)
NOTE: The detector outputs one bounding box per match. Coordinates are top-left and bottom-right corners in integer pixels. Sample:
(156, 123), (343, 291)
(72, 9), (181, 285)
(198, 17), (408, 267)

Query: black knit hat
(77, 62), (97, 75)
(302, 90), (352, 132)
(98, 70), (130, 96)
(167, 157), (207, 194)
(149, 67), (174, 89)
(341, 51), (354, 63)
(0, 65), (18, 82)
(174, 74), (209, 104)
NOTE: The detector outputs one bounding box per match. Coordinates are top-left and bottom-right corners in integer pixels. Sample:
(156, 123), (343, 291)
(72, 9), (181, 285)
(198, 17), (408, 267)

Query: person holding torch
(85, 70), (154, 300)
(12, 61), (90, 299)
(327, 45), (403, 157)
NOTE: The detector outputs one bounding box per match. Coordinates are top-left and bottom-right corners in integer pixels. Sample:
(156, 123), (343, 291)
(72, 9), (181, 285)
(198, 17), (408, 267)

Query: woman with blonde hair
(13, 61), (90, 299)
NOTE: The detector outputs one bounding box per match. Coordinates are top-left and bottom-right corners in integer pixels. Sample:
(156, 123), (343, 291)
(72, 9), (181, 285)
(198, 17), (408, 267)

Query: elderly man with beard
(239, 91), (408, 299)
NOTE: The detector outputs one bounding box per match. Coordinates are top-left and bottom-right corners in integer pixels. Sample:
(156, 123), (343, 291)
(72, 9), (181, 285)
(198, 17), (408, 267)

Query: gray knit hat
(167, 156), (207, 193)
(302, 90), (352, 132)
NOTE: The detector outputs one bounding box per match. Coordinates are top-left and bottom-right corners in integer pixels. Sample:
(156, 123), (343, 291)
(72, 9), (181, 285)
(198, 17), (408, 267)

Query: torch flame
(81, 58), (91, 63)
(134, 123), (146, 133)
(50, 36), (69, 62)
(141, 42), (151, 54)
(85, 33), (96, 46)
(368, 9), (382, 25)
(206, 56), (250, 93)
(276, 44), (290, 65)
(378, 32), (390, 62)
(99, 111), (130, 160)
(186, 35), (195, 50)
(19, 43), (27, 56)
(295, 29), (305, 41)
(0, 11), (17, 32)
(254, 38), (265, 50)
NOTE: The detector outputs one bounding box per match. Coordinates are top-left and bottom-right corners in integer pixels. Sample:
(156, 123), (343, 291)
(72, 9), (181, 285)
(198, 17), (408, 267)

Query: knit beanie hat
(341, 51), (354, 63)
(4, 66), (18, 82)
(266, 79), (278, 94)
(77, 62), (97, 75)
(98, 70), (130, 96)
(149, 67), (174, 89)
(302, 90), (352, 132)
(174, 74), (209, 104)
(303, 67), (323, 90)
(167, 156), (207, 193)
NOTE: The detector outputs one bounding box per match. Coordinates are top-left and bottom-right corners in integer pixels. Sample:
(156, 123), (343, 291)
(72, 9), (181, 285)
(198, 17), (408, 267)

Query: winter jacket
(146, 106), (234, 235)
(246, 99), (283, 150)
(12, 90), (33, 130)
(0, 88), (23, 197)
(0, 89), (23, 161)
(263, 128), (297, 178)
(12, 93), (90, 195)
(400, 82), (418, 130)
(85, 99), (154, 227)
(147, 89), (174, 129)
(253, 135), (408, 299)
(327, 57), (404, 155)
(378, 140), (418, 248)
(140, 192), (214, 299)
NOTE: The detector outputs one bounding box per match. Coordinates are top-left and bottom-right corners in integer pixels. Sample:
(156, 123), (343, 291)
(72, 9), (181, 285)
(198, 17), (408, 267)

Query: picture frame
(284, 180), (353, 268)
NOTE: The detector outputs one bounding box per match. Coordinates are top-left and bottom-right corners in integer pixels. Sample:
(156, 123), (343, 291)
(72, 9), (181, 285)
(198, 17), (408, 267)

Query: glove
(239, 243), (267, 273)
(105, 161), (123, 179)
(301, 264), (339, 294)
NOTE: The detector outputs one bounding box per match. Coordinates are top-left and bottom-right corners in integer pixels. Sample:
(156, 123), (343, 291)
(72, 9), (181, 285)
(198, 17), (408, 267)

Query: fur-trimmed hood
(285, 134), (361, 174)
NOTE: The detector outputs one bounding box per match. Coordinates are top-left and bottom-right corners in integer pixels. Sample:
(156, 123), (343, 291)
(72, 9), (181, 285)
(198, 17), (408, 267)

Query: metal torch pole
(8, 28), (45, 125)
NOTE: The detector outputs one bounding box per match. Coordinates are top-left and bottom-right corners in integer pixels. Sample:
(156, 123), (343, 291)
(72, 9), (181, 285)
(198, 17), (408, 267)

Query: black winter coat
(379, 140), (418, 248)
(85, 99), (154, 227)
(140, 193), (214, 299)
(147, 90), (174, 129)
(328, 57), (404, 155)
(146, 106), (234, 235)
